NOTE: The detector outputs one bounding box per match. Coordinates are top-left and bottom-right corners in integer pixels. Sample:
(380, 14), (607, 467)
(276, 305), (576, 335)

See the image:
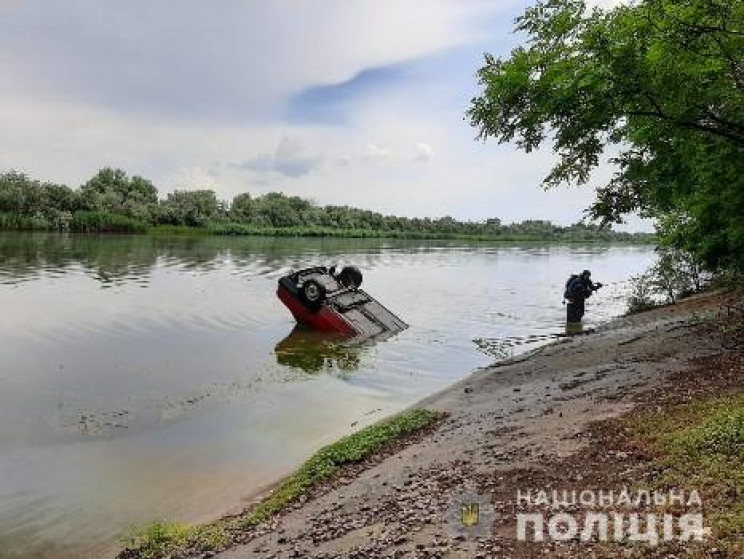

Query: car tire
(300, 279), (326, 310)
(337, 266), (363, 288)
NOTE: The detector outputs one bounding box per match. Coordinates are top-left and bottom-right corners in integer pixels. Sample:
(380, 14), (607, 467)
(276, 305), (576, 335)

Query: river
(0, 232), (655, 558)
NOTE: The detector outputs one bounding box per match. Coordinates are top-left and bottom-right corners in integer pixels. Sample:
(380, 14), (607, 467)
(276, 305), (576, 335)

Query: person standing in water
(565, 269), (603, 324)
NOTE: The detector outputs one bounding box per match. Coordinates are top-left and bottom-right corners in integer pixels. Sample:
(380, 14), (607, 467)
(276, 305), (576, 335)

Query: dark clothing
(566, 276), (600, 323)
(567, 276), (599, 301)
(566, 299), (585, 322)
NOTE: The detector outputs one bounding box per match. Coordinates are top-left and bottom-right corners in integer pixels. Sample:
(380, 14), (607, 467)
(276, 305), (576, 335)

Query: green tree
(0, 171), (80, 229)
(0, 171), (41, 213)
(0, 167), (655, 240)
(468, 0), (744, 272)
(159, 190), (220, 227)
(251, 192), (314, 228)
(81, 167), (158, 220)
(42, 183), (79, 213)
(229, 193), (254, 222)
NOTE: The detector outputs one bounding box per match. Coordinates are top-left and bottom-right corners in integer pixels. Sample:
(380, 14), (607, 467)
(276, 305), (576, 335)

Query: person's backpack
(563, 274), (579, 300)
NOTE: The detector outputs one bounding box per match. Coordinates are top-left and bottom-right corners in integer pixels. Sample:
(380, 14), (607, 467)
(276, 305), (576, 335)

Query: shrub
(626, 273), (657, 314)
(70, 211), (149, 233)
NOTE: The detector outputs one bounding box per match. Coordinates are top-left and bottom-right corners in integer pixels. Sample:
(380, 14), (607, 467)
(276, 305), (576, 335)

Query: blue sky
(0, 0), (646, 228)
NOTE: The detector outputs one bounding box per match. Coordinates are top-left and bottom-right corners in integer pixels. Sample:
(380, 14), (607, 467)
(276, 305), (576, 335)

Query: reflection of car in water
(274, 327), (362, 374)
(276, 265), (407, 338)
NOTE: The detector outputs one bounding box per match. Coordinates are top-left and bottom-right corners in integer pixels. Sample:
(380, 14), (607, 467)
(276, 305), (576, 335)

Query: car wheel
(337, 266), (363, 288)
(301, 279), (326, 310)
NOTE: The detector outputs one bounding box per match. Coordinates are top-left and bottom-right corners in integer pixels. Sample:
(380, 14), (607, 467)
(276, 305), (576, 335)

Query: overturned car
(276, 266), (407, 338)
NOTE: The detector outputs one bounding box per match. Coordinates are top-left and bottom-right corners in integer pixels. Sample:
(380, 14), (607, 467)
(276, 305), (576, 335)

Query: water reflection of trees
(0, 232), (616, 287)
(274, 327), (362, 374)
(0, 233), (402, 286)
(0, 233), (155, 286)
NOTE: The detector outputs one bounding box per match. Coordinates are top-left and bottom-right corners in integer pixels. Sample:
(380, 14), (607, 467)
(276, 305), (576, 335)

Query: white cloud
(413, 143), (434, 162)
(333, 156), (351, 168)
(168, 166), (220, 192)
(363, 143), (393, 162)
(239, 137), (322, 178)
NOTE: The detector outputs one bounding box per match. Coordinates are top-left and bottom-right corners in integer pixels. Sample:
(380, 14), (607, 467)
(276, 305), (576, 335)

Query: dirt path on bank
(216, 291), (739, 558)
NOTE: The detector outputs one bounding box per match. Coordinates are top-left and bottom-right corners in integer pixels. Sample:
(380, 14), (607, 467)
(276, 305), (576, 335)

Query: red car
(277, 266), (407, 338)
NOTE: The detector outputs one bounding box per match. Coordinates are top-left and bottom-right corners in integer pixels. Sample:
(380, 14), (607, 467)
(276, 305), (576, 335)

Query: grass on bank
(121, 408), (442, 559)
(200, 221), (653, 243)
(0, 211), (149, 233)
(121, 522), (228, 559)
(0, 212), (656, 243)
(629, 393), (744, 551)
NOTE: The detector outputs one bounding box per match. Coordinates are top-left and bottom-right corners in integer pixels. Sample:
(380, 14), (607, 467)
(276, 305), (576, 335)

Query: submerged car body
(276, 266), (407, 338)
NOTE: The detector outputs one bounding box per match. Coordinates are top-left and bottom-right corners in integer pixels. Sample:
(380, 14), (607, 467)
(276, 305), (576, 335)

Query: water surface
(0, 233), (654, 558)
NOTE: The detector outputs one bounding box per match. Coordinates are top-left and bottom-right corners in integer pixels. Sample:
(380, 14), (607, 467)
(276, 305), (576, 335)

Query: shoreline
(0, 226), (656, 244)
(120, 289), (743, 558)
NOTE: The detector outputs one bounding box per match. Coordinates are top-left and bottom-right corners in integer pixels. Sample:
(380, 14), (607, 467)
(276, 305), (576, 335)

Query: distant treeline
(0, 168), (653, 242)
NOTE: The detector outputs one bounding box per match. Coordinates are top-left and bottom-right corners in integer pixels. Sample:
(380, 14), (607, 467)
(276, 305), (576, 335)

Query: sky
(0, 0), (648, 229)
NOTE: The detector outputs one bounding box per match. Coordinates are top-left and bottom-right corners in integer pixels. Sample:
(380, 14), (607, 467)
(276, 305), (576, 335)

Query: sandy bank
(203, 291), (744, 558)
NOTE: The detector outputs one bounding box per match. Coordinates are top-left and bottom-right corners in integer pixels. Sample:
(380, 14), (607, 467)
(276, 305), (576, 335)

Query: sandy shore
(210, 291), (738, 558)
